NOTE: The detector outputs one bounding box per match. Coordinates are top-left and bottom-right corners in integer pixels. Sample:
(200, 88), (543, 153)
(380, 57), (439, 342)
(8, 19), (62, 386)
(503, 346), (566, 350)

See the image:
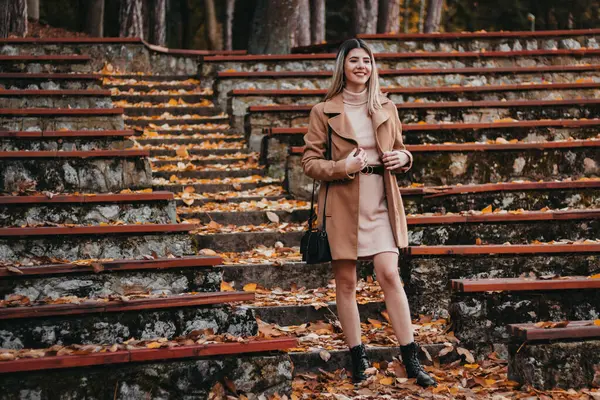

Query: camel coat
(301, 92), (413, 261)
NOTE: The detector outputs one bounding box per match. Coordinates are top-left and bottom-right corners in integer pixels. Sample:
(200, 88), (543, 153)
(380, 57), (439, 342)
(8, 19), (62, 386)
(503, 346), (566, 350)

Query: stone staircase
(0, 43), (295, 399)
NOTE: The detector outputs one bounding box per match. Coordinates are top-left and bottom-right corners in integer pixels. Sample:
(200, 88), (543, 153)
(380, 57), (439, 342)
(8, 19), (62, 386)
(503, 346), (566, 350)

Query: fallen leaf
(6, 265), (23, 275)
(266, 211), (280, 223)
(319, 349), (331, 362)
(220, 281), (235, 292)
(243, 283), (257, 292)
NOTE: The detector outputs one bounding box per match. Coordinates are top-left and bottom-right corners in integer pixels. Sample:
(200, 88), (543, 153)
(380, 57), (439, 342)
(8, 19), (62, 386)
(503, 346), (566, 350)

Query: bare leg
(373, 251), (414, 345)
(332, 259), (362, 347)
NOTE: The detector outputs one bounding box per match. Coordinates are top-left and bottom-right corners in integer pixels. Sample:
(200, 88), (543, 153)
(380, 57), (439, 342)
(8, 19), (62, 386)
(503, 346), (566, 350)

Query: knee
(335, 275), (357, 296)
(376, 268), (402, 290)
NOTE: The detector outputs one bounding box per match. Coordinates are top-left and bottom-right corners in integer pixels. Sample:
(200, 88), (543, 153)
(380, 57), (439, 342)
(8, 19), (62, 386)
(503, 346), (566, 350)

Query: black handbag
(300, 125), (333, 264)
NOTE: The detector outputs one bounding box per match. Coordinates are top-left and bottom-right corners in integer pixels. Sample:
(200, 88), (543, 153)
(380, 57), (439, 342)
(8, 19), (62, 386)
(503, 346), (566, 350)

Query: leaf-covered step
(121, 104), (217, 117)
(153, 167), (264, 180)
(0, 292), (257, 349)
(194, 226), (304, 253)
(149, 146), (247, 157)
(0, 341), (294, 398)
(181, 208), (310, 226)
(154, 175), (281, 194)
(0, 255), (223, 299)
(174, 184), (286, 206)
(151, 153), (255, 168)
(0, 191), (176, 227)
(124, 113), (228, 128)
(139, 135), (244, 146)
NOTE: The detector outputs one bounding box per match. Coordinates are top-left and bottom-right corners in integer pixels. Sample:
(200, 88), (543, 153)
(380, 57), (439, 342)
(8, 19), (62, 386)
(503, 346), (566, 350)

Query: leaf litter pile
(179, 198), (309, 214)
(154, 175), (281, 187)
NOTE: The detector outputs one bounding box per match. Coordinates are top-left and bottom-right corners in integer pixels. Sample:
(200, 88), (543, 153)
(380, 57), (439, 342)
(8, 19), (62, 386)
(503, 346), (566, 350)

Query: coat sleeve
(391, 104), (413, 173)
(302, 105), (354, 181)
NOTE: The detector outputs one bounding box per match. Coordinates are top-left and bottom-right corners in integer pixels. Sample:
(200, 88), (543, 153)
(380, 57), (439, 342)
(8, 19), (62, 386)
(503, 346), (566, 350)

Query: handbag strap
(306, 124), (332, 231)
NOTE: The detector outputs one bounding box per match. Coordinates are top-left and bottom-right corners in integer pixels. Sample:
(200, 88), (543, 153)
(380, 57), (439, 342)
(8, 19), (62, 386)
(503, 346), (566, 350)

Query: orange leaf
(146, 342), (161, 349)
(481, 205), (493, 214)
(220, 281), (235, 292)
(243, 283), (257, 292)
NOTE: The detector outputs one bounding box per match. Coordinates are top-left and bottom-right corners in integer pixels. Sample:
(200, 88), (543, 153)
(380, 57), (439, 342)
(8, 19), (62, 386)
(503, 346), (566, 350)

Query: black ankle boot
(400, 342), (437, 387)
(349, 343), (370, 383)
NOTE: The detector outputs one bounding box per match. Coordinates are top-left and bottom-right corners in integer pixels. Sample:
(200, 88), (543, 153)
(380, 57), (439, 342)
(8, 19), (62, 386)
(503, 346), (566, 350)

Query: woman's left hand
(382, 150), (410, 170)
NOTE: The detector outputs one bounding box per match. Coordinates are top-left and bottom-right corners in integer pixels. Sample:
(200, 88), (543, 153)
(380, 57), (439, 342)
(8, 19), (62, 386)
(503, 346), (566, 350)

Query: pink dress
(342, 88), (399, 258)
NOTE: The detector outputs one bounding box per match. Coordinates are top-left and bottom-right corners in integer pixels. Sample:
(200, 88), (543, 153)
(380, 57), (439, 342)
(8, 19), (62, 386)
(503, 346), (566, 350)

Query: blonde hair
(324, 38), (383, 116)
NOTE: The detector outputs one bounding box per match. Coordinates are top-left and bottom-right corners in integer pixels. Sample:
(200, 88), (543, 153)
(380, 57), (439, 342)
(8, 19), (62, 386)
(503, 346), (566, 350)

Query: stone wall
(0, 115), (124, 131)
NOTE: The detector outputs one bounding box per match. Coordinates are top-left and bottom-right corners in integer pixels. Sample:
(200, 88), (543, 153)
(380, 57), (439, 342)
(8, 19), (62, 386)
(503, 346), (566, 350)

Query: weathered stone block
(0, 305), (257, 349)
(508, 340), (600, 389)
(0, 115), (124, 131)
(0, 137), (135, 152)
(0, 201), (176, 227)
(0, 267), (222, 300)
(0, 353), (293, 399)
(0, 233), (194, 263)
(0, 158), (152, 193)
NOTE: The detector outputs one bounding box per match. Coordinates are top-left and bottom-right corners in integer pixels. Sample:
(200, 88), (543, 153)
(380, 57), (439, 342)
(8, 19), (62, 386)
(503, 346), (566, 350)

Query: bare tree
(418, 0), (425, 33)
(27, 0), (38, 22)
(10, 0), (27, 37)
(120, 0), (144, 39)
(152, 0), (167, 45)
(224, 0), (235, 50)
(354, 0), (379, 34)
(310, 0), (325, 44)
(295, 0), (311, 47)
(248, 0), (300, 54)
(424, 0), (443, 33)
(378, 0), (400, 33)
(205, 0), (222, 50)
(85, 0), (105, 37)
(403, 0), (411, 33)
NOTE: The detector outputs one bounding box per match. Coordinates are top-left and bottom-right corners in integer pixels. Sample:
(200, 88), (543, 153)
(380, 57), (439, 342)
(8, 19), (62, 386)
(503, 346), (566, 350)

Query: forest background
(2, 0), (599, 54)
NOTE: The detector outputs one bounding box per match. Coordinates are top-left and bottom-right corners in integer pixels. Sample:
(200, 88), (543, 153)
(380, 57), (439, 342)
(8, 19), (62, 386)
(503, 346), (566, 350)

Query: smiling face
(343, 47), (372, 91)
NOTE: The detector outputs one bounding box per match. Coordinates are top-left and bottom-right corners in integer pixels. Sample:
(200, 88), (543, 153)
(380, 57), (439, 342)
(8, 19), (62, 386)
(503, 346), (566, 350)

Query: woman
(301, 38), (437, 387)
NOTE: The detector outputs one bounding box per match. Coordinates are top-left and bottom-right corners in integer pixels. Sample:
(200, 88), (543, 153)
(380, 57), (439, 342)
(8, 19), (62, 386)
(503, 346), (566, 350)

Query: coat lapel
(324, 93), (357, 143)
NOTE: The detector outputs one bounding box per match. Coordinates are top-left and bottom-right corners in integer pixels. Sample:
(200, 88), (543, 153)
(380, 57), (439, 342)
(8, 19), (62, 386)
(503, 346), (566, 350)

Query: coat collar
(324, 92), (391, 147)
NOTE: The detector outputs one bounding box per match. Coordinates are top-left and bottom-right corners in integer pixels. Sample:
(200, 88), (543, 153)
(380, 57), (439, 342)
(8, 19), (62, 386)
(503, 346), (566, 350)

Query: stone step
(291, 343), (451, 374)
(153, 168), (264, 180)
(0, 255), (223, 300)
(0, 223), (196, 263)
(0, 72), (103, 90)
(0, 54), (92, 73)
(150, 153), (254, 167)
(231, 82), (600, 127)
(0, 339), (294, 398)
(215, 64), (600, 111)
(248, 99), (600, 135)
(288, 140), (600, 186)
(179, 208), (310, 226)
(149, 147), (247, 157)
(0, 191), (176, 227)
(0, 89), (113, 109)
(194, 208), (600, 252)
(138, 135), (244, 146)
(509, 319), (600, 341)
(0, 129), (138, 151)
(153, 176), (280, 194)
(508, 337), (600, 390)
(0, 107), (125, 131)
(124, 114), (228, 129)
(0, 150), (152, 193)
(294, 29), (600, 54)
(174, 184), (286, 205)
(176, 195), (285, 207)
(449, 276), (600, 356)
(111, 93), (210, 103)
(0, 292), (257, 349)
(122, 106), (218, 117)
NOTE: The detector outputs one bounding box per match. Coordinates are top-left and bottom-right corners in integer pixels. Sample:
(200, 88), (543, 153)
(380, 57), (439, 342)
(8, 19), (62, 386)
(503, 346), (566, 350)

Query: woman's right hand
(345, 148), (367, 174)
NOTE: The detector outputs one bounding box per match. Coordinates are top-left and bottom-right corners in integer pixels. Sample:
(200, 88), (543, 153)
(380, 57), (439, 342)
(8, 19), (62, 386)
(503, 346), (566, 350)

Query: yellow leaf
(379, 377), (394, 385)
(243, 283), (257, 292)
(220, 281), (235, 292)
(168, 98), (178, 106)
(594, 320), (600, 326)
(368, 318), (383, 328)
(176, 147), (189, 158)
(464, 363), (479, 369)
(589, 273), (600, 279)
(146, 342), (161, 349)
(481, 205), (493, 214)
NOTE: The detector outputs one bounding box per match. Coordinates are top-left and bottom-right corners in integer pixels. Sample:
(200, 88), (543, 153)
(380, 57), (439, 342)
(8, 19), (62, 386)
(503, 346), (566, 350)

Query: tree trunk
(152, 0), (167, 45)
(310, 0), (325, 44)
(248, 0), (300, 54)
(10, 0), (27, 37)
(424, 0), (443, 33)
(418, 0), (425, 33)
(295, 0), (310, 47)
(354, 0), (379, 34)
(224, 0), (235, 50)
(377, 0), (400, 33)
(205, 0), (221, 50)
(403, 0), (410, 33)
(27, 0), (38, 22)
(119, 0), (144, 39)
(0, 0), (10, 38)
(85, 0), (105, 37)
